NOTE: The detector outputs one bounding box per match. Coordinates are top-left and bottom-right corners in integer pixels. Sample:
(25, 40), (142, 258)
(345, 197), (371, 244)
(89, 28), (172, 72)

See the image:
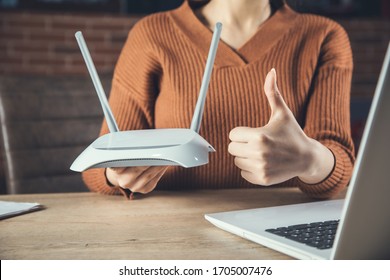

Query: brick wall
(0, 12), (389, 95)
(0, 11), (389, 193)
(339, 19), (390, 150)
(0, 12), (140, 75)
(340, 19), (390, 97)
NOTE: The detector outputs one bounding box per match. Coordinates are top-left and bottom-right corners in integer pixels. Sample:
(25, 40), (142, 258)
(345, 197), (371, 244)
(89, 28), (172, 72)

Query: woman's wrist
(298, 138), (335, 184)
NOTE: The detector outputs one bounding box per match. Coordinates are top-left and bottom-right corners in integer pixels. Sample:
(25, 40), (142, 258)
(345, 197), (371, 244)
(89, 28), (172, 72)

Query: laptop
(205, 43), (390, 260)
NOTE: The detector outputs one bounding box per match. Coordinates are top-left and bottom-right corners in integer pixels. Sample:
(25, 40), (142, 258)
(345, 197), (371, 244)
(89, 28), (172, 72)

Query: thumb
(263, 68), (288, 119)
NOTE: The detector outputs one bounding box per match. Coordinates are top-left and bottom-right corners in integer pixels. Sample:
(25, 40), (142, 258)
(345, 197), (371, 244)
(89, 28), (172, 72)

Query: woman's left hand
(228, 69), (335, 186)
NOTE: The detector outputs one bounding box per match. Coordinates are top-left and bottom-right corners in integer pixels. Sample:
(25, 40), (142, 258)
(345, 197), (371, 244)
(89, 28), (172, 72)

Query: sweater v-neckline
(169, 1), (299, 68)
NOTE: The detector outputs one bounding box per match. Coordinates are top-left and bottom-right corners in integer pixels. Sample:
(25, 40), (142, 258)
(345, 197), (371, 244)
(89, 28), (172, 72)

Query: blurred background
(0, 0), (389, 194)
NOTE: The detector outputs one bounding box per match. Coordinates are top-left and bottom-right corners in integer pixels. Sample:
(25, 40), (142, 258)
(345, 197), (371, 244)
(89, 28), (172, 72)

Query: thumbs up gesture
(228, 69), (335, 186)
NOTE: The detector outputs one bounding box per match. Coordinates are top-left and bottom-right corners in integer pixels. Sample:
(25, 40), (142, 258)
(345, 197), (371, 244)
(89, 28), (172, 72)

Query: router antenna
(190, 22), (222, 133)
(75, 31), (119, 133)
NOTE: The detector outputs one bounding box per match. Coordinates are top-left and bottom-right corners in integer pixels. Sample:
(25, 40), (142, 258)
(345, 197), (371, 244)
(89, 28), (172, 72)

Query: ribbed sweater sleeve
(81, 18), (161, 196)
(298, 22), (355, 198)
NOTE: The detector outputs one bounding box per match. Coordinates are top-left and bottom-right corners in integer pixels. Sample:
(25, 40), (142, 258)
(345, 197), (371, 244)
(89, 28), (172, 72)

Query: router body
(70, 24), (222, 172)
(71, 129), (215, 171)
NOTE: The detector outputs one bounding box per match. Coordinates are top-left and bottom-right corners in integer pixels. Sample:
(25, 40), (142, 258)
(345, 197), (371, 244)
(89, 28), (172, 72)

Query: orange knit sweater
(82, 1), (355, 199)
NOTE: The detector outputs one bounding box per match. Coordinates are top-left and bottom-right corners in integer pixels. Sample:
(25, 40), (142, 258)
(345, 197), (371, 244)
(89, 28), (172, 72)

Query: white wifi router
(70, 23), (222, 172)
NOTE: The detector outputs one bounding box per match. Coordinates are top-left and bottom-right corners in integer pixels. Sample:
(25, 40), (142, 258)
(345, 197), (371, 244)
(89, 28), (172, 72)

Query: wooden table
(0, 188), (345, 260)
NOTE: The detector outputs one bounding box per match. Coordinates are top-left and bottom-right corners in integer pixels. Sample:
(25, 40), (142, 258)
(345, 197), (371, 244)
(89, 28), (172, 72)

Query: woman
(82, 0), (355, 199)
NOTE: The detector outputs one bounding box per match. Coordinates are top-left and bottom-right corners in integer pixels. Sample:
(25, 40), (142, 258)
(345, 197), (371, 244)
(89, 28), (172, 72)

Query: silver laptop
(205, 43), (390, 260)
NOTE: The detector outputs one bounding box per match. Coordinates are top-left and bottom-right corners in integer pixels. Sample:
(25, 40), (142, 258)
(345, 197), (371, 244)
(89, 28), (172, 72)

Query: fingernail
(271, 68), (276, 74)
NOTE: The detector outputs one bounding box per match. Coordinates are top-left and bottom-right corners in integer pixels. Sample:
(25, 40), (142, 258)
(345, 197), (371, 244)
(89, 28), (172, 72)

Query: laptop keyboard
(265, 220), (340, 250)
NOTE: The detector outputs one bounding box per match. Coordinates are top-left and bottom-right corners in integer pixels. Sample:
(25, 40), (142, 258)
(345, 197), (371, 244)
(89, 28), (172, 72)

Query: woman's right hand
(106, 166), (168, 194)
